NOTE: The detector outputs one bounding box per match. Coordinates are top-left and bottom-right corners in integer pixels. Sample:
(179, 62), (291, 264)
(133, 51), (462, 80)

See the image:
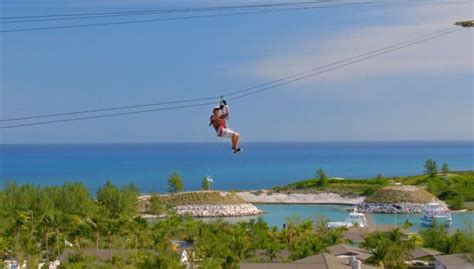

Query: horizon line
(1, 139), (473, 145)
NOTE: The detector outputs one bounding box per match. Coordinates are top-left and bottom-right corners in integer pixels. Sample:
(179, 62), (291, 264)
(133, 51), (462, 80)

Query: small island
(139, 191), (262, 218)
(260, 161), (473, 213)
(138, 161), (473, 217)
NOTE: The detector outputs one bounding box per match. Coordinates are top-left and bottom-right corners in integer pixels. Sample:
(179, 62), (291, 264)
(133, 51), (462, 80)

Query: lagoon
(211, 204), (474, 231)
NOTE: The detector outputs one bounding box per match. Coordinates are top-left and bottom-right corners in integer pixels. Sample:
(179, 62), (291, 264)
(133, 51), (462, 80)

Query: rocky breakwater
(359, 185), (443, 214)
(139, 191), (263, 218)
(356, 202), (427, 214)
(175, 203), (262, 217)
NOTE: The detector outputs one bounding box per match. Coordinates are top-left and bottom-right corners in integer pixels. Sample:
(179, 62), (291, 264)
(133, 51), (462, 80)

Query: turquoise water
(2, 142), (474, 229)
(214, 204), (474, 231)
(1, 141), (473, 193)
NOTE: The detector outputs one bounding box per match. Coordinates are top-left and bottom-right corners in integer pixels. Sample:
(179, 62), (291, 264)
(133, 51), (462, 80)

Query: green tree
(168, 172), (183, 193)
(442, 163), (449, 175)
(97, 180), (138, 218)
(424, 159), (438, 177)
(0, 236), (9, 258)
(124, 216), (151, 250)
(363, 228), (415, 268)
(402, 219), (413, 229)
(201, 177), (211, 191)
(103, 217), (127, 263)
(148, 193), (165, 215)
(201, 256), (223, 269)
(76, 215), (106, 266)
(419, 223), (450, 252)
(41, 211), (67, 260)
(316, 169), (329, 187)
(446, 195), (465, 210)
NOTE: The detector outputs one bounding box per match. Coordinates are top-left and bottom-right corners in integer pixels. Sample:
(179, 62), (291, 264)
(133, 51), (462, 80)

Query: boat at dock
(328, 207), (368, 228)
(421, 202), (452, 227)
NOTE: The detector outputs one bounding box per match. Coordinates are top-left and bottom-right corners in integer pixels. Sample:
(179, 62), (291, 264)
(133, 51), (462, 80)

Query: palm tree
(104, 218), (127, 263)
(365, 239), (389, 267)
(11, 211), (33, 263)
(124, 216), (149, 250)
(82, 216), (103, 266)
(363, 228), (415, 268)
(41, 211), (66, 259)
(69, 215), (92, 249)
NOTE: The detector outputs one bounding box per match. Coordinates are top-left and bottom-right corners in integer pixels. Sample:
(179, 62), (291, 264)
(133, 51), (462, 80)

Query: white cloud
(234, 3), (474, 83)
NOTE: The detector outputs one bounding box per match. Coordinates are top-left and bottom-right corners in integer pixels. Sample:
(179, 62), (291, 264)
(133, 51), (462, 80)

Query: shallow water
(203, 204), (474, 231)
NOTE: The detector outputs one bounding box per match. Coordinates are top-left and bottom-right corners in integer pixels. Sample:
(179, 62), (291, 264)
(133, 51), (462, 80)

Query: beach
(236, 190), (365, 204)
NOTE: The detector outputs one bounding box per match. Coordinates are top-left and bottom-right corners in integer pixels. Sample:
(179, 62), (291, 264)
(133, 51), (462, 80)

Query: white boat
(328, 207), (368, 228)
(421, 202), (452, 227)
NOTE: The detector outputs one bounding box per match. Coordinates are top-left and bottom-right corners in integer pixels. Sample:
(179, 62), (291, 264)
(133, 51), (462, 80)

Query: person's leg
(231, 134), (238, 149)
(223, 128), (241, 152)
(233, 133), (240, 149)
(230, 135), (235, 149)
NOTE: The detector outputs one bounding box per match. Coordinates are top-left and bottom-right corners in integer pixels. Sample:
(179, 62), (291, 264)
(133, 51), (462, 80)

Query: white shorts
(219, 128), (238, 138)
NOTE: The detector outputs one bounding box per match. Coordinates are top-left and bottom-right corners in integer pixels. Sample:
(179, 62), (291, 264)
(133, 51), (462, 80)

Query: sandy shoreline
(138, 190), (470, 218)
(236, 190), (365, 205)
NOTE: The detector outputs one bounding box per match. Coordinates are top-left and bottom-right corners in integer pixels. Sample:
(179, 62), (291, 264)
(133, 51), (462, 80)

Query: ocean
(1, 141), (473, 193)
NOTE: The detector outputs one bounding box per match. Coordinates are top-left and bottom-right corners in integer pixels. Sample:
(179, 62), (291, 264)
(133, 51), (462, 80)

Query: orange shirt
(210, 115), (227, 133)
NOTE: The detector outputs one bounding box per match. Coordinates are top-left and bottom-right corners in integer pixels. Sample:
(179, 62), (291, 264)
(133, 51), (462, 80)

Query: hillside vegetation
(160, 191), (245, 206)
(399, 171), (474, 209)
(273, 178), (388, 196)
(365, 186), (437, 204)
(273, 163), (474, 209)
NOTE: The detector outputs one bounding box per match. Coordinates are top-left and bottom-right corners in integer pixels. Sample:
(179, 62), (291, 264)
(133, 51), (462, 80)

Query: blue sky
(1, 0), (473, 143)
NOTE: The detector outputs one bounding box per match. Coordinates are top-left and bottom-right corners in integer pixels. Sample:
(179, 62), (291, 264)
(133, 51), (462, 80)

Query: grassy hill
(140, 191), (247, 214)
(272, 170), (474, 210)
(365, 186), (437, 203)
(161, 191), (245, 206)
(272, 178), (389, 196)
(399, 171), (474, 209)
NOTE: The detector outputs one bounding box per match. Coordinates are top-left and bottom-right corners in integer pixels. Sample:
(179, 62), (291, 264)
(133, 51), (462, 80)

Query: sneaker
(233, 148), (242, 154)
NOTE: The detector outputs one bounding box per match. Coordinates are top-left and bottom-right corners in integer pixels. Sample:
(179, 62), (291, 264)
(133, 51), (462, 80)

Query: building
(170, 240), (194, 268)
(241, 252), (379, 269)
(326, 244), (371, 262)
(244, 249), (291, 263)
(433, 254), (473, 269)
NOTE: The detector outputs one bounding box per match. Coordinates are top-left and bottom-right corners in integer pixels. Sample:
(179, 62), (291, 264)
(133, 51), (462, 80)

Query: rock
(174, 203), (262, 217)
(356, 201), (449, 214)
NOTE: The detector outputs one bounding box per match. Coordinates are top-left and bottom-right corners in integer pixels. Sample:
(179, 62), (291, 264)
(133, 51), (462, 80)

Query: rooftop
(326, 244), (371, 261)
(241, 252), (380, 269)
(434, 254), (473, 269)
(410, 247), (442, 259)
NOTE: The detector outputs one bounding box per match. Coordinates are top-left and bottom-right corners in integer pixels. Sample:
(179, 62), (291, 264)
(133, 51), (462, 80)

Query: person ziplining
(209, 98), (242, 154)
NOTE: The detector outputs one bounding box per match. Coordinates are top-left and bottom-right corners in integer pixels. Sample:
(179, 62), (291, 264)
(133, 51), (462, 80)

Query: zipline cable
(223, 26), (458, 98)
(0, 26), (457, 123)
(0, 4), (370, 32)
(0, 0), (331, 20)
(1, 1), (471, 32)
(227, 27), (461, 101)
(3, 1), (469, 23)
(0, 27), (461, 129)
(2, 0), (470, 21)
(0, 96), (220, 122)
(0, 102), (218, 129)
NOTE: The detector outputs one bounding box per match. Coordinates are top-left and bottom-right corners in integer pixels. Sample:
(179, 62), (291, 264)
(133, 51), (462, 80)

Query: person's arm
(219, 99), (230, 119)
